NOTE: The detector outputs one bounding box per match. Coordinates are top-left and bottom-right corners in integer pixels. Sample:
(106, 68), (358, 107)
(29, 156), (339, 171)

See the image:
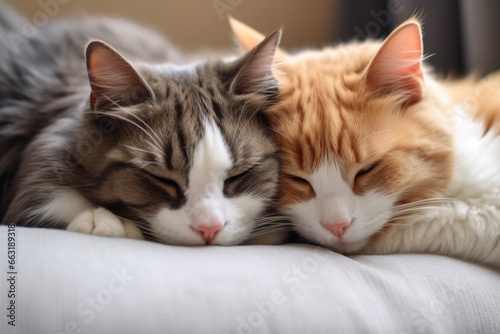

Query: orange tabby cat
(229, 17), (500, 267)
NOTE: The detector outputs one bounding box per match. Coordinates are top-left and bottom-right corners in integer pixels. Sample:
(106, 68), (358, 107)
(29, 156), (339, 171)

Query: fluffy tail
(0, 2), (25, 31)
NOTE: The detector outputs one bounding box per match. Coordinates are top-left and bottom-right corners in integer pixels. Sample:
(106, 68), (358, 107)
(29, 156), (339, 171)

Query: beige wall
(12, 0), (335, 52)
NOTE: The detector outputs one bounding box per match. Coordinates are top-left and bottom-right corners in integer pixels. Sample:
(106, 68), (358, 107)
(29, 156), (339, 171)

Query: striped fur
(231, 18), (500, 267)
(0, 11), (285, 246)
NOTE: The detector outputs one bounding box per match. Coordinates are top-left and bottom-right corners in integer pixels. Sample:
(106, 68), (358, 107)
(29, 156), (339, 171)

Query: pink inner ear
(87, 46), (115, 108)
(87, 46), (124, 89)
(88, 51), (103, 70)
(365, 22), (424, 104)
(87, 54), (102, 107)
(86, 41), (152, 109)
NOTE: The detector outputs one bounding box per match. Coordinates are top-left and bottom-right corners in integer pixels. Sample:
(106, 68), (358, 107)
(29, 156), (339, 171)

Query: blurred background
(12, 0), (500, 77)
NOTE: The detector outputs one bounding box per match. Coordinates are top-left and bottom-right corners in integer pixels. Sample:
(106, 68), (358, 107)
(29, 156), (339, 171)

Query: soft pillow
(1, 226), (499, 334)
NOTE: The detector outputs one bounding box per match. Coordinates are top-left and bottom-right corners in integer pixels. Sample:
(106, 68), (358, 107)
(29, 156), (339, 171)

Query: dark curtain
(331, 0), (500, 77)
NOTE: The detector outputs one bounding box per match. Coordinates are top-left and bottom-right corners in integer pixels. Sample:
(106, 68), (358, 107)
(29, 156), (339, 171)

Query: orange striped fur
(231, 18), (500, 267)
(230, 17), (455, 250)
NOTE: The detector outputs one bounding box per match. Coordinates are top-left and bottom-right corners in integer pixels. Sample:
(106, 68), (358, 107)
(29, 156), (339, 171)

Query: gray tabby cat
(0, 6), (285, 245)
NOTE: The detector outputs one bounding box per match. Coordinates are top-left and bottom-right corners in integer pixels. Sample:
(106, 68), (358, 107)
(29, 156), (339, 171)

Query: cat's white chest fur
(366, 107), (500, 266)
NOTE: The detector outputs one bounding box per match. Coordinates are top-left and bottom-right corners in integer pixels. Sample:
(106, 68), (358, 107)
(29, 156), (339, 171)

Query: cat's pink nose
(191, 223), (223, 245)
(322, 221), (350, 238)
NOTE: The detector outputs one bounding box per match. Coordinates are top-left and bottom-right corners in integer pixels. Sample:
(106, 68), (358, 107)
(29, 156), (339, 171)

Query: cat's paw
(67, 208), (143, 239)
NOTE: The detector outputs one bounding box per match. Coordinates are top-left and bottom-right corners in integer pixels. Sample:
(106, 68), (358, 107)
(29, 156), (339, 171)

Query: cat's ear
(364, 19), (424, 105)
(229, 28), (283, 94)
(228, 16), (288, 63)
(86, 40), (153, 110)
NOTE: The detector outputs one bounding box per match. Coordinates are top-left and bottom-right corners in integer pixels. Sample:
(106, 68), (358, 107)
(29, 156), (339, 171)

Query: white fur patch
(286, 160), (397, 253)
(151, 120), (265, 245)
(31, 189), (93, 225)
(30, 189), (143, 239)
(366, 109), (500, 267)
(67, 207), (126, 237)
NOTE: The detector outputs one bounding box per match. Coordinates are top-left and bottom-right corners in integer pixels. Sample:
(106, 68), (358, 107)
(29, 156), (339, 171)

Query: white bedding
(1, 226), (500, 334)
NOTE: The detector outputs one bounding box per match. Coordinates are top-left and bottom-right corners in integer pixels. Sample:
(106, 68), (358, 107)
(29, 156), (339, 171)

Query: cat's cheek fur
(150, 195), (265, 246)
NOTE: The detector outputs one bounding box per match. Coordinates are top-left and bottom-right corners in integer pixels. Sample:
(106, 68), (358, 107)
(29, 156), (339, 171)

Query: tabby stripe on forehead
(350, 131), (361, 163)
(174, 99), (183, 120)
(211, 98), (223, 119)
(164, 142), (174, 170)
(335, 109), (345, 154)
(173, 96), (189, 163)
(176, 118), (189, 163)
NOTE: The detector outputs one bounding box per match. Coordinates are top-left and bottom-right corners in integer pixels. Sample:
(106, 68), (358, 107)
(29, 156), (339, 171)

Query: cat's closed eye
(287, 175), (311, 186)
(355, 161), (380, 179)
(144, 170), (181, 190)
(225, 169), (252, 186)
(223, 167), (258, 197)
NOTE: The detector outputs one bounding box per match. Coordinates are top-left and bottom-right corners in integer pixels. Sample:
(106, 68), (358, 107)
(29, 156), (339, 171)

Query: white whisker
(89, 110), (164, 154)
(387, 197), (458, 226)
(123, 144), (158, 156)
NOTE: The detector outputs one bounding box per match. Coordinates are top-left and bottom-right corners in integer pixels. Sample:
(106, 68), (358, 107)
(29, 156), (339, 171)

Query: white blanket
(1, 226), (500, 334)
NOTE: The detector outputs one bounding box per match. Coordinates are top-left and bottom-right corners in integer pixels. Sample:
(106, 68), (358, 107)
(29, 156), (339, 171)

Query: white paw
(67, 208), (143, 239)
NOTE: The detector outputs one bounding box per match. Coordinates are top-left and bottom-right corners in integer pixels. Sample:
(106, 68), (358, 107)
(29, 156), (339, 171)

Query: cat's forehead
(273, 98), (410, 173)
(119, 64), (275, 175)
(277, 42), (384, 115)
(272, 43), (416, 173)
